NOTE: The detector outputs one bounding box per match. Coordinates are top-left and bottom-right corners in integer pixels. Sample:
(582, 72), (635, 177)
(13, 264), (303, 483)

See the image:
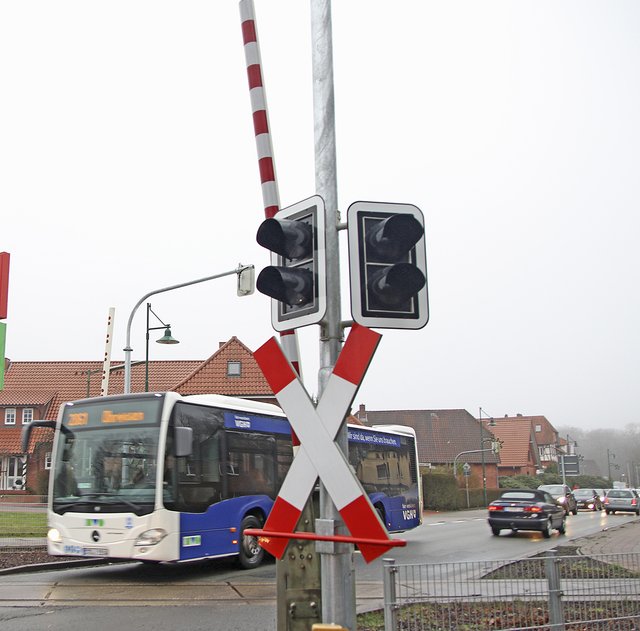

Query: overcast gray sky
(2, 1), (638, 431)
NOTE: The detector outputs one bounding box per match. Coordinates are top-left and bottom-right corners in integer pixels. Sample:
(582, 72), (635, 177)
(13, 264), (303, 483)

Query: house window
(22, 408), (34, 424)
(535, 424), (542, 432)
(227, 361), (241, 377)
(5, 408), (16, 425)
(45, 452), (52, 470)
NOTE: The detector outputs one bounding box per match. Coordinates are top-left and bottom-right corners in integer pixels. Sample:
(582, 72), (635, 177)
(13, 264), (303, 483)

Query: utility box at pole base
(347, 201), (428, 329)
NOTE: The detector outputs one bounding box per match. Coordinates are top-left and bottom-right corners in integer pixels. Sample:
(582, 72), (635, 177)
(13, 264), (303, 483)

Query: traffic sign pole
(309, 1), (354, 628)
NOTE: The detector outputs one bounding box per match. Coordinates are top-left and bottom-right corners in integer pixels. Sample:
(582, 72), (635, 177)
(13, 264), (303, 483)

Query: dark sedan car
(488, 488), (566, 538)
(573, 488), (603, 511)
(604, 489), (640, 515)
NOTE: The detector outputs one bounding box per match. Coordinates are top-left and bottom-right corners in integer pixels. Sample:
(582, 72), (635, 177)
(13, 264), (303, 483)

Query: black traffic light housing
(256, 195), (326, 331)
(347, 201), (428, 329)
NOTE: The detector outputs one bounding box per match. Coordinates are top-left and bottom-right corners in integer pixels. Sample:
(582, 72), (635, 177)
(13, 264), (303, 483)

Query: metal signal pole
(310, 1), (355, 628)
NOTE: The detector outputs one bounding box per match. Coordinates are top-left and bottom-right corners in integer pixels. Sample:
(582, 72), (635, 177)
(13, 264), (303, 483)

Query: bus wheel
(375, 506), (386, 527)
(238, 515), (265, 569)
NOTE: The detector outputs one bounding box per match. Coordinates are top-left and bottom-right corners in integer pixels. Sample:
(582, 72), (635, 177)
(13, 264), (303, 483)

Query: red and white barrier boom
(254, 323), (401, 563)
(240, 0), (302, 450)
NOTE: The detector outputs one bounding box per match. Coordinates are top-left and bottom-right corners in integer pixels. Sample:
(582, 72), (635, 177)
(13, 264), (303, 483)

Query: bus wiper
(80, 492), (143, 512)
(111, 496), (143, 512)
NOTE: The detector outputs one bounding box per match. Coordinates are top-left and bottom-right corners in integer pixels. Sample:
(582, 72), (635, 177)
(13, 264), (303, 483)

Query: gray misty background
(1, 2), (639, 435)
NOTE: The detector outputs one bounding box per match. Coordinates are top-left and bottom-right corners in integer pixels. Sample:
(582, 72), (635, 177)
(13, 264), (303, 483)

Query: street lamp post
(607, 449), (616, 483)
(144, 303), (179, 392)
(123, 264), (253, 394)
(479, 407), (496, 505)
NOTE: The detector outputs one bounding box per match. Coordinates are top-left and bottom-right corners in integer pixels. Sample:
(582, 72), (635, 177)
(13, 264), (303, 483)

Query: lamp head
(156, 327), (179, 345)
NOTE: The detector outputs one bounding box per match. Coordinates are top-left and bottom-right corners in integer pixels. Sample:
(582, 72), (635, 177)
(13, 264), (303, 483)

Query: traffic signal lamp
(347, 202), (428, 329)
(256, 196), (326, 331)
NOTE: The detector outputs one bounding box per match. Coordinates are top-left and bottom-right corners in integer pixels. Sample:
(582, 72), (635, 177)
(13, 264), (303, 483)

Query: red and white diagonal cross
(254, 324), (394, 563)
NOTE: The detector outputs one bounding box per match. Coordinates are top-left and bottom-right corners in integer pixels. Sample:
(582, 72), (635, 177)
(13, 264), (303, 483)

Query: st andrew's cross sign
(253, 323), (398, 563)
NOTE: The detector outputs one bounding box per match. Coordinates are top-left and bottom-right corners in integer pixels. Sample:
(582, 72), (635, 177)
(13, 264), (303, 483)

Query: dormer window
(227, 361), (241, 377)
(22, 408), (34, 424)
(5, 408), (16, 425)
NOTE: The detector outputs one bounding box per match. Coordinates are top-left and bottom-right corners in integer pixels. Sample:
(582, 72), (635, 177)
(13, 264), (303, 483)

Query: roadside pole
(310, 1), (356, 628)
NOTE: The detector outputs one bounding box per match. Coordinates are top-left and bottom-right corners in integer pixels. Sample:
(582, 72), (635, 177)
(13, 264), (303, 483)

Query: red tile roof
(488, 419), (541, 469)
(0, 338), (276, 434)
(0, 390), (57, 406)
(2, 359), (201, 421)
(175, 337), (273, 397)
(501, 414), (558, 447)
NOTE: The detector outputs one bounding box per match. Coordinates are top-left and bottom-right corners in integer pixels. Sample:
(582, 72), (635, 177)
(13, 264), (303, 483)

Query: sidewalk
(571, 519), (640, 556)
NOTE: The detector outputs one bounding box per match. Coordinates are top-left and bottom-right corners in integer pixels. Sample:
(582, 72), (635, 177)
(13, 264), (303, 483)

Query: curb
(0, 558), (130, 576)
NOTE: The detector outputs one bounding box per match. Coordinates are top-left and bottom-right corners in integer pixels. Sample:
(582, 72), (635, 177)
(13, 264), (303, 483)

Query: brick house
(0, 337), (275, 494)
(354, 406), (501, 490)
(501, 414), (561, 470)
(488, 417), (542, 477)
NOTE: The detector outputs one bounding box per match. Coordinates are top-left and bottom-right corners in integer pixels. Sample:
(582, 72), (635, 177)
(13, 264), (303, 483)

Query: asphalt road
(0, 508), (636, 631)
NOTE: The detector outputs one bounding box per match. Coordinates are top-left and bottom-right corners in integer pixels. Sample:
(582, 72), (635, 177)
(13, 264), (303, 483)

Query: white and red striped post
(239, 0), (280, 220)
(240, 0), (302, 447)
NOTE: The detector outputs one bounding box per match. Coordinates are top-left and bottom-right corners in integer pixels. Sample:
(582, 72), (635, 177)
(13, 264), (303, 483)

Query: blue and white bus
(24, 392), (422, 568)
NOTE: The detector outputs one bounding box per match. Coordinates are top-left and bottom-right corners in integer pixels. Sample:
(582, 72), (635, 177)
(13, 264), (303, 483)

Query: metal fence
(381, 551), (640, 630)
(0, 496), (47, 552)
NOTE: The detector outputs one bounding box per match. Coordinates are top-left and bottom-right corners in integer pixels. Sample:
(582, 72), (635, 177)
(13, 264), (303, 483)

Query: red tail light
(632, 498), (637, 506)
(524, 506), (542, 513)
(488, 506), (503, 512)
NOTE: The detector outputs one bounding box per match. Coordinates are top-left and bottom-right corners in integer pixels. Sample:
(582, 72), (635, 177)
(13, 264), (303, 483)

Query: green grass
(0, 512), (47, 537)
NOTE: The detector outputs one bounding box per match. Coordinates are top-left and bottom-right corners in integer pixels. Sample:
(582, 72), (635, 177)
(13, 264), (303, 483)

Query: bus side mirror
(21, 420), (56, 453)
(174, 426), (193, 458)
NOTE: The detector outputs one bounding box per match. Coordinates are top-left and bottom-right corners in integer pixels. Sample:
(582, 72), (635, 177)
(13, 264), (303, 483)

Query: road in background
(0, 508), (635, 630)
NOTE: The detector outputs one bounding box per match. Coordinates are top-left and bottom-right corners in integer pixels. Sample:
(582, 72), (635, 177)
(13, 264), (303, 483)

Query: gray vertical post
(479, 410), (487, 505)
(382, 559), (398, 631)
(545, 549), (565, 631)
(310, 0), (354, 628)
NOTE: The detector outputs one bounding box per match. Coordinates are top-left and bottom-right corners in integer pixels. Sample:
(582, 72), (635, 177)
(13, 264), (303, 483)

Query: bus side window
(166, 402), (224, 513)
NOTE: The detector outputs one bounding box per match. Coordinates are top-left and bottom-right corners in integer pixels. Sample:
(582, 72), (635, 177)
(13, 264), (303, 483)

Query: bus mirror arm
(21, 420), (57, 453)
(174, 426), (193, 458)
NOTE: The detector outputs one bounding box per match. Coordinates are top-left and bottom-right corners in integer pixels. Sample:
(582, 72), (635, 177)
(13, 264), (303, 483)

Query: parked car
(603, 489), (640, 515)
(488, 488), (567, 538)
(537, 484), (578, 515)
(573, 488), (603, 511)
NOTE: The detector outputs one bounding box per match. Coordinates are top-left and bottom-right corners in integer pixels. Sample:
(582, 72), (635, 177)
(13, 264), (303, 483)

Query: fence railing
(382, 551), (640, 630)
(0, 497), (47, 551)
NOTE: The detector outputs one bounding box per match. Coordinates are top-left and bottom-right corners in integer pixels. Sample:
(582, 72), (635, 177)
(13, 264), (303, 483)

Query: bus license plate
(83, 547), (108, 557)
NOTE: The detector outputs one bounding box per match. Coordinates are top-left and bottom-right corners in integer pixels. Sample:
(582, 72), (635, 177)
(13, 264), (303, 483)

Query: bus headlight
(134, 529), (167, 547)
(48, 528), (62, 543)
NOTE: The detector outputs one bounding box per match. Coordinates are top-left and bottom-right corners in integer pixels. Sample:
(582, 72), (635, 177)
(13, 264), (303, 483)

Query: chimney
(358, 403), (367, 423)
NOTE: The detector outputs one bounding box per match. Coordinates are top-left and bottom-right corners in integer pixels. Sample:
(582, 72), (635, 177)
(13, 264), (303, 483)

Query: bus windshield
(52, 396), (164, 515)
